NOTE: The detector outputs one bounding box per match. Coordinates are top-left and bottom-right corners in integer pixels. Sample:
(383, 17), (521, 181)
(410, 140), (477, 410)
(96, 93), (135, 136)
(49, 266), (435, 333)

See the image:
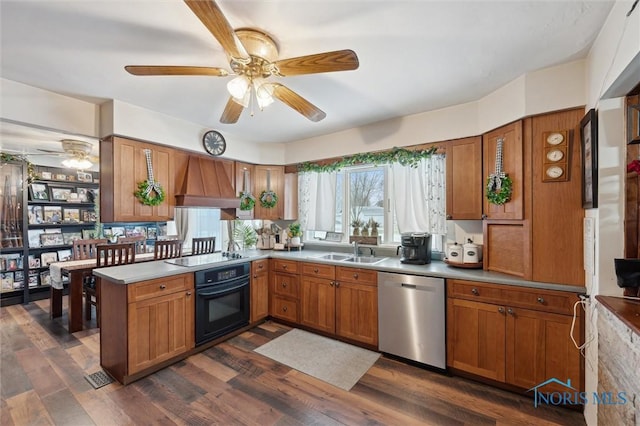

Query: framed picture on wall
(580, 108), (598, 209)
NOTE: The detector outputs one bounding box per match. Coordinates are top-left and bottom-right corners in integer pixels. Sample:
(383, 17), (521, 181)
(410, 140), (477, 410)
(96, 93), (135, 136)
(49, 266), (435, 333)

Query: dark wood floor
(1, 297), (586, 425)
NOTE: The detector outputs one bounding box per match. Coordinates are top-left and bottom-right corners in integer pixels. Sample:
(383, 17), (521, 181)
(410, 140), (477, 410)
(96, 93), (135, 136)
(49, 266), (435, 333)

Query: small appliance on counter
(396, 232), (432, 264)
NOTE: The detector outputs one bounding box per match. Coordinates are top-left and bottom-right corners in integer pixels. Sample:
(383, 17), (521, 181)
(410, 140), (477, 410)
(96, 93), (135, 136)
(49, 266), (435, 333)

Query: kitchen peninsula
(95, 249), (585, 390)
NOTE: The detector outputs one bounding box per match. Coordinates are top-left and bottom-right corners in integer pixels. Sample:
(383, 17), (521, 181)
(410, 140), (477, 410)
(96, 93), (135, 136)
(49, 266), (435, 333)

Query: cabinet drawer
(252, 259), (269, 274)
(336, 266), (377, 285)
(271, 259), (299, 273)
(272, 272), (299, 298)
(301, 262), (335, 279)
(501, 287), (578, 316)
(128, 274), (193, 302)
(271, 296), (298, 322)
(448, 279), (502, 302)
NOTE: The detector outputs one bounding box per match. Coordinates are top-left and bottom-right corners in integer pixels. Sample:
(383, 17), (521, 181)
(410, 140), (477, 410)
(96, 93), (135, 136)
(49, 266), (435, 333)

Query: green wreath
(134, 180), (165, 206)
(486, 175), (513, 205)
(259, 190), (278, 208)
(239, 191), (256, 211)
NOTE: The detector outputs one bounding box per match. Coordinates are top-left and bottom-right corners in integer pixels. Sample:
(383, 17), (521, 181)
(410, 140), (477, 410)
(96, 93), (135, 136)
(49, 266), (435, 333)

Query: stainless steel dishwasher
(378, 272), (446, 369)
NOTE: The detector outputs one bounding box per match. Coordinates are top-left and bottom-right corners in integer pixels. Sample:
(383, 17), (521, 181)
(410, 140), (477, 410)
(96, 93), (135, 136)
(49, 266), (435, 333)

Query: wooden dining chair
(154, 239), (184, 260)
(191, 236), (216, 255)
(72, 238), (108, 260)
(85, 242), (136, 327)
(118, 235), (148, 254)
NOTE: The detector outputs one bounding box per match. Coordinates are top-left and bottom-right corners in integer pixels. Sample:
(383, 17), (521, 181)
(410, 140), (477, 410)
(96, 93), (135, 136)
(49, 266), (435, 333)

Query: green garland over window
(297, 146), (438, 173)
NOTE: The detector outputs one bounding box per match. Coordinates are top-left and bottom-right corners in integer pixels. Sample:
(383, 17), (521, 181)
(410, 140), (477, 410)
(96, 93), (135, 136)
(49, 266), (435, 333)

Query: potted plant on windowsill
(288, 222), (302, 246)
(351, 218), (363, 236)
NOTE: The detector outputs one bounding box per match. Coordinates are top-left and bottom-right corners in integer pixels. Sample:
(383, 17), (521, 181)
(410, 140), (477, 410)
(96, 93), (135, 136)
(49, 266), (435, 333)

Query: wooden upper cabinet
(254, 165), (285, 220)
(284, 172), (298, 220)
(446, 136), (483, 219)
(235, 162), (254, 220)
(483, 121), (524, 220)
(100, 136), (178, 222)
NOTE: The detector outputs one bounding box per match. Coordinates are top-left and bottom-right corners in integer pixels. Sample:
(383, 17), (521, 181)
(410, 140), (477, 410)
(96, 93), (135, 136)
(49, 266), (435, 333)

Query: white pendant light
(227, 75), (250, 100)
(62, 157), (92, 170)
(254, 79), (274, 109)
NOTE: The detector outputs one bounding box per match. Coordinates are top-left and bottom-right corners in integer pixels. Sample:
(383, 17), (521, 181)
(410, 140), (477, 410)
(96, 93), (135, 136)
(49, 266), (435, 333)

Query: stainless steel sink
(314, 253), (353, 261)
(342, 256), (388, 264)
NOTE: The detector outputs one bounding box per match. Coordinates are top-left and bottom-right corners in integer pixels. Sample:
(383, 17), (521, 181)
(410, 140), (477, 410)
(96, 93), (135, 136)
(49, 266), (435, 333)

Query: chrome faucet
(353, 241), (360, 256)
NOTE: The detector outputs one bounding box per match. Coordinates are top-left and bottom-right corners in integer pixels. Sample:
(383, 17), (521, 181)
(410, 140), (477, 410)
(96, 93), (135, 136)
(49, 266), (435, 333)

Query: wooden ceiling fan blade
(125, 65), (229, 76)
(183, 0), (250, 61)
(273, 50), (359, 76)
(220, 97), (245, 124)
(269, 83), (326, 122)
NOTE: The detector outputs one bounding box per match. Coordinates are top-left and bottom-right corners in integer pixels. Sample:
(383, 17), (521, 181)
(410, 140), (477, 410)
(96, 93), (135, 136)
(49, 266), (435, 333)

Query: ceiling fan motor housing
(231, 29), (279, 78)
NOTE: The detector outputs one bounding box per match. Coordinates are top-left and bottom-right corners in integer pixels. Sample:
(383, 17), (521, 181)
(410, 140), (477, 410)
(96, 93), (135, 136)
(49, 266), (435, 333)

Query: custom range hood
(175, 155), (240, 209)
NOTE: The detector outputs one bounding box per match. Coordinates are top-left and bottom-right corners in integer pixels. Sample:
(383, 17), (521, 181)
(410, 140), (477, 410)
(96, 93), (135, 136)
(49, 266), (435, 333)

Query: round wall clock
(546, 132), (564, 145)
(546, 166), (564, 179)
(546, 149), (564, 162)
(203, 130), (226, 156)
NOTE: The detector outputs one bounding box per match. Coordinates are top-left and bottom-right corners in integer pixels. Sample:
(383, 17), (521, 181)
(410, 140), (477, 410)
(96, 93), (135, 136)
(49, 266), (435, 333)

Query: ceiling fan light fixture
(227, 75), (250, 100)
(62, 157), (92, 170)
(254, 79), (274, 109)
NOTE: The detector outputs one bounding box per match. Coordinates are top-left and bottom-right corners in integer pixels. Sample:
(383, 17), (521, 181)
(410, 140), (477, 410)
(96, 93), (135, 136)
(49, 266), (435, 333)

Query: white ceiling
(0, 0), (614, 158)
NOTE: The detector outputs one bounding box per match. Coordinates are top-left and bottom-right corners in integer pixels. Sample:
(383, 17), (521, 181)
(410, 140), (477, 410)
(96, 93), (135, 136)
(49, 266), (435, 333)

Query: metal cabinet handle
(258, 264), (263, 269)
(160, 284), (166, 290)
(507, 308), (514, 315)
(353, 273), (358, 279)
(253, 274), (257, 279)
(186, 291), (192, 296)
(314, 268), (319, 273)
(471, 288), (479, 295)
(282, 264), (287, 269)
(537, 297), (545, 304)
(481, 214), (488, 219)
(282, 282), (287, 288)
(335, 282), (340, 288)
(446, 214), (452, 220)
(282, 306), (288, 312)
(330, 281), (334, 287)
(498, 307), (505, 314)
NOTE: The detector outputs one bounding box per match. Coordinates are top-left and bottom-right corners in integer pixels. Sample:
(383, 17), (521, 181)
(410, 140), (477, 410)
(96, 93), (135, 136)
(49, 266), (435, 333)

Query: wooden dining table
(49, 252), (156, 333)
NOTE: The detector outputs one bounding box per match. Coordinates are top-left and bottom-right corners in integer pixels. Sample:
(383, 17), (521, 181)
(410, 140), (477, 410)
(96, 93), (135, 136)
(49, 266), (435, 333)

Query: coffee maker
(397, 232), (432, 264)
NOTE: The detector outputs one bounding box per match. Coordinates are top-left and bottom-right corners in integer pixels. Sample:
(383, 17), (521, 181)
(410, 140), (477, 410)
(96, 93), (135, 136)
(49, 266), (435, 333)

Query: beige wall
(284, 60), (586, 164)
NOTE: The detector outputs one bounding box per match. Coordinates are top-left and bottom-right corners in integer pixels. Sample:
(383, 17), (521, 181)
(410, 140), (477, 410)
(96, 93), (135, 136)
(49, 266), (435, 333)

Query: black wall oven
(195, 262), (250, 346)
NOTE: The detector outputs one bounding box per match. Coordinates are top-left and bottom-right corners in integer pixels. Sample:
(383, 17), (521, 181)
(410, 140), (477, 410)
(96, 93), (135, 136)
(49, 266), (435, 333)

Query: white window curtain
(391, 154), (446, 249)
(298, 171), (337, 235)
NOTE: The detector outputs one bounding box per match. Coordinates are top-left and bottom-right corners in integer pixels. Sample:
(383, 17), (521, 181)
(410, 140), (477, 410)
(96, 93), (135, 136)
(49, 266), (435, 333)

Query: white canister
(447, 242), (464, 263)
(463, 240), (483, 263)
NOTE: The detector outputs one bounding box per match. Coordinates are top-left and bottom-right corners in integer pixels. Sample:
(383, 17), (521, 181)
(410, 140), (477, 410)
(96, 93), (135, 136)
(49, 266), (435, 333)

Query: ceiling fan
(124, 0), (359, 123)
(4, 140), (97, 169)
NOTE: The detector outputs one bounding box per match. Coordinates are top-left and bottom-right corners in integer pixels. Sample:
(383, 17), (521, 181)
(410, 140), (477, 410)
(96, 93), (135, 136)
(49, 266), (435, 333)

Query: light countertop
(93, 249), (586, 293)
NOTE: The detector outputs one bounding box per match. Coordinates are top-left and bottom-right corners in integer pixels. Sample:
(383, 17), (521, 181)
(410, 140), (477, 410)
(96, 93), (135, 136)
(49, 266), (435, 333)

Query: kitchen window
(299, 154), (446, 249)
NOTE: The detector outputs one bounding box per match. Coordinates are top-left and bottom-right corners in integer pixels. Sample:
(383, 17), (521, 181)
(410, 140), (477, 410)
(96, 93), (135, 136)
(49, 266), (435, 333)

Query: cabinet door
(300, 276), (336, 334)
(446, 298), (506, 382)
(483, 121), (524, 219)
(446, 136), (482, 219)
(101, 137), (175, 222)
(335, 281), (378, 346)
(128, 289), (194, 375)
(250, 260), (269, 322)
(505, 307), (582, 391)
(254, 165), (284, 220)
(236, 162), (254, 220)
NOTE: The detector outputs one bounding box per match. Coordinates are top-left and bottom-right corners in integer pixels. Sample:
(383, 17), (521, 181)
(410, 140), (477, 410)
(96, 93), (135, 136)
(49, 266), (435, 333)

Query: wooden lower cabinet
(101, 273), (194, 384)
(250, 259), (269, 322)
(446, 279), (583, 392)
(300, 263), (378, 347)
(270, 259), (300, 323)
